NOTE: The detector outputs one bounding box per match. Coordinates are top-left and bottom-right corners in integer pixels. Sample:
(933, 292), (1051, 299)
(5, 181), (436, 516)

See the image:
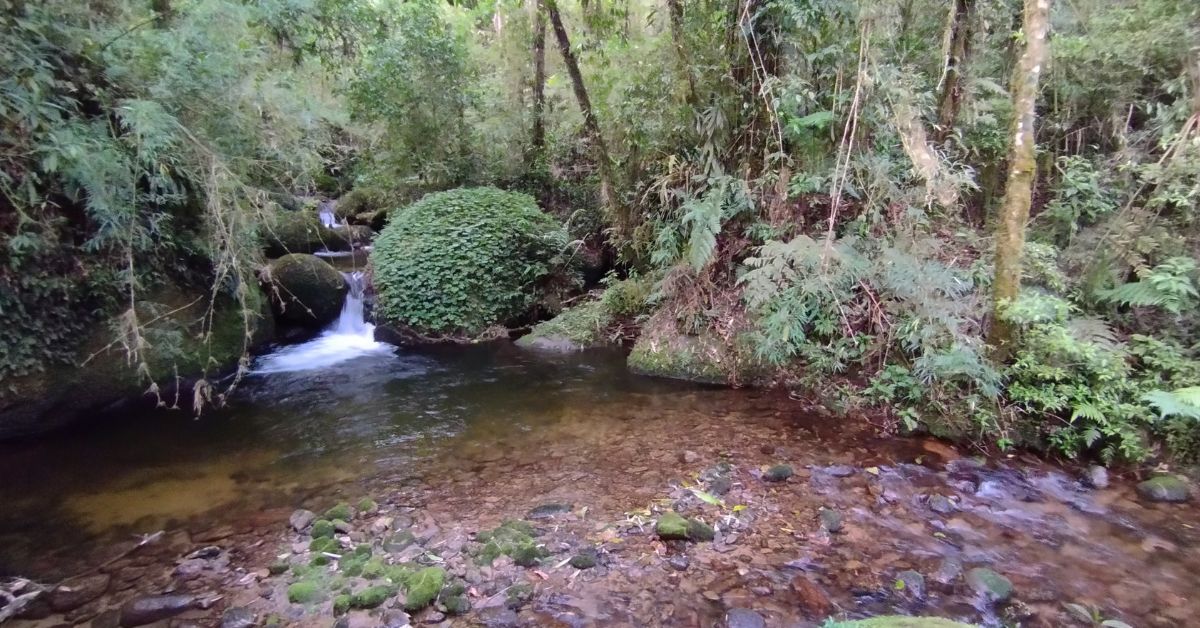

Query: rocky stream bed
(0, 349), (1196, 628)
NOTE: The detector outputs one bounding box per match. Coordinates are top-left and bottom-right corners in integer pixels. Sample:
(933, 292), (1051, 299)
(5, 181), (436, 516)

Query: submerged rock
(568, 551), (598, 569)
(1136, 475), (1191, 503)
(516, 300), (613, 352)
(526, 503), (573, 520)
(1084, 465), (1110, 489)
(894, 570), (925, 599)
(927, 494), (956, 515)
(763, 464), (794, 482)
(655, 512), (691, 540)
(118, 594), (197, 627)
(220, 607), (257, 628)
(48, 574), (109, 612)
(818, 508), (843, 533)
(965, 567), (1013, 603)
(724, 608), (766, 628)
(831, 618), (975, 628)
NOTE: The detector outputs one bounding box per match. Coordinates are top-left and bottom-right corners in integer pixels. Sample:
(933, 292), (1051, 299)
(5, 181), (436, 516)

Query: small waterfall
(318, 200), (338, 228)
(253, 271), (392, 374)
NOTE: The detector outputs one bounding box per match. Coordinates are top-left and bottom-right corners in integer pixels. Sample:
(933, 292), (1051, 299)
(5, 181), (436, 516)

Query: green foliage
(1098, 257), (1199, 315)
(371, 187), (575, 337)
(348, 0), (473, 186)
(600, 275), (654, 318)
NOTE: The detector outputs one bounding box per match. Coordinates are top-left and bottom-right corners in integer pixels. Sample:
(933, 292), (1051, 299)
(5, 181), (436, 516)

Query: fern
(1098, 257), (1199, 314)
(1143, 387), (1200, 421)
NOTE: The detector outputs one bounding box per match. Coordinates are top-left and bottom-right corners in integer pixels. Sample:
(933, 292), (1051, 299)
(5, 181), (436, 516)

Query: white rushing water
(254, 271), (393, 374)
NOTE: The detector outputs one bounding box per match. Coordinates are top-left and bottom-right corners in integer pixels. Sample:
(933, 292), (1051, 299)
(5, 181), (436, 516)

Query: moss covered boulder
(263, 210), (337, 258)
(262, 254), (348, 329)
(1135, 475), (1191, 503)
(628, 314), (765, 385)
(516, 299), (613, 352)
(371, 187), (577, 341)
(0, 283), (273, 439)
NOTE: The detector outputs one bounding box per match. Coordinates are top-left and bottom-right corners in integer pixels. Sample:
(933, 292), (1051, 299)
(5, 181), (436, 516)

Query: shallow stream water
(1, 344), (1197, 626)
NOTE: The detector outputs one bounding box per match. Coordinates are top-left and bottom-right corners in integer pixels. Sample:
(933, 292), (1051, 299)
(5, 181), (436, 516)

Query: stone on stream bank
(655, 511), (715, 542)
(965, 567), (1013, 603)
(1135, 475), (1192, 503)
(262, 253), (348, 329)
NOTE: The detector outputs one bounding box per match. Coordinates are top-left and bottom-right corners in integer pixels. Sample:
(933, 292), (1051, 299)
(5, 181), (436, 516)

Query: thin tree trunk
(989, 0), (1052, 356)
(934, 0), (973, 142)
(530, 0), (547, 163)
(545, 0), (626, 236)
(667, 0), (698, 105)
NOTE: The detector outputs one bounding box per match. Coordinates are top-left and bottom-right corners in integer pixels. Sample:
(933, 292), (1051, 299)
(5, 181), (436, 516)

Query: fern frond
(1144, 387), (1200, 421)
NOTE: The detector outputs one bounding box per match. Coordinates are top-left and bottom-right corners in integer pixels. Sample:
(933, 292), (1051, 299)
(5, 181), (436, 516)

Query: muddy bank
(1, 349), (1197, 627)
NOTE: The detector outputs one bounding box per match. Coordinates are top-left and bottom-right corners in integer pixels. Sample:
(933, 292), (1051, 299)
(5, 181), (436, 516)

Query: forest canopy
(2, 0), (1199, 462)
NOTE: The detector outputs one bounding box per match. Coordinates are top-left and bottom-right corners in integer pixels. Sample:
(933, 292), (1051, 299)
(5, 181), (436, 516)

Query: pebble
(824, 465), (856, 477)
(220, 607), (256, 628)
(669, 555), (690, 571)
(1084, 465), (1110, 489)
(118, 594), (197, 627)
(724, 608), (766, 628)
(895, 570), (925, 599)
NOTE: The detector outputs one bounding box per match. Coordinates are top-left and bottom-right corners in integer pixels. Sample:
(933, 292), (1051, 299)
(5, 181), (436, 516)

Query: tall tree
(530, 0), (547, 162)
(989, 0), (1052, 355)
(544, 0), (626, 236)
(934, 0), (973, 142)
(666, 0), (697, 105)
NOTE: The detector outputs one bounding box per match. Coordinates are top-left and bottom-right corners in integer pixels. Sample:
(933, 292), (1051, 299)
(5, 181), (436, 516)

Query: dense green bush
(371, 187), (575, 337)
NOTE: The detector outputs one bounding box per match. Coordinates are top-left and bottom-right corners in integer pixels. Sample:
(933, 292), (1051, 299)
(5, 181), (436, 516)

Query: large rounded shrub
(371, 187), (574, 337)
(263, 254), (348, 328)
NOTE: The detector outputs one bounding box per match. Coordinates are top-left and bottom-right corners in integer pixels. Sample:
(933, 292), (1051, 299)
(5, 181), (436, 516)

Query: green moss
(264, 254), (348, 328)
(505, 583), (533, 609)
(384, 564), (415, 586)
(311, 520), (335, 539)
(310, 554), (330, 566)
(349, 584), (395, 609)
(371, 187), (577, 338)
(473, 520), (545, 566)
(325, 503), (353, 521)
(332, 594), (351, 615)
(627, 317), (766, 385)
(402, 567), (445, 611)
(340, 554), (366, 577)
(357, 498), (378, 513)
(268, 562), (289, 576)
(516, 299), (612, 352)
(287, 581), (324, 604)
(361, 558), (386, 579)
(764, 464), (794, 482)
(655, 512), (690, 540)
(686, 519), (715, 542)
(568, 551), (597, 569)
(264, 210), (336, 258)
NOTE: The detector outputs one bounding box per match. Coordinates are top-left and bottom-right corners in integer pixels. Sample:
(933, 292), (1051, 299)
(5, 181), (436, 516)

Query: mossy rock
(1136, 475), (1191, 503)
(0, 282), (272, 439)
(310, 520), (336, 540)
(764, 464), (794, 482)
(829, 618), (975, 628)
(371, 187), (577, 339)
(336, 187), (395, 227)
(473, 520), (545, 566)
(516, 299), (613, 352)
(349, 585), (394, 609)
(357, 498), (378, 513)
(325, 503), (353, 521)
(325, 225), (375, 251)
(263, 254), (348, 329)
(332, 594), (351, 615)
(655, 512), (690, 540)
(286, 582), (324, 604)
(628, 316), (766, 385)
(263, 210), (337, 258)
(568, 552), (598, 569)
(402, 567), (445, 611)
(965, 567), (1012, 602)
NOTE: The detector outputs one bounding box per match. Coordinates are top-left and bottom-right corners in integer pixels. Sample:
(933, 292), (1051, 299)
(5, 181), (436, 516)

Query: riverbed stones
(927, 494), (956, 514)
(118, 594), (196, 627)
(965, 567), (1013, 603)
(824, 464), (856, 477)
(895, 570), (925, 599)
(724, 608), (766, 628)
(1084, 465), (1110, 489)
(289, 509), (316, 532)
(1135, 475), (1191, 503)
(220, 607), (256, 628)
(48, 574), (110, 612)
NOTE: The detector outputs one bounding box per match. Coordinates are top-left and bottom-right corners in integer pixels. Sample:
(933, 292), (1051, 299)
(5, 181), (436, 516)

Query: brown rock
(791, 576), (833, 617)
(118, 594), (196, 627)
(49, 574), (110, 612)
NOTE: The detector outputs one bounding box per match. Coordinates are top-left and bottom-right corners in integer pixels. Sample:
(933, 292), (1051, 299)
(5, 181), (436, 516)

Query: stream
(0, 289), (1197, 626)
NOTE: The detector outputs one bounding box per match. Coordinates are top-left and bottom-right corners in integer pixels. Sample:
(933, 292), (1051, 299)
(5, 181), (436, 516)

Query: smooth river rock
(1136, 475), (1191, 503)
(725, 608), (766, 628)
(48, 573), (110, 612)
(119, 594), (197, 627)
(289, 509), (316, 531)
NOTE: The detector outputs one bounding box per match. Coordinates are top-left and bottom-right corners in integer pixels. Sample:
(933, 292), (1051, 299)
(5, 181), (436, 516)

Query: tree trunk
(667, 0), (698, 105)
(934, 0), (973, 142)
(530, 0), (547, 162)
(989, 0), (1052, 356)
(545, 0), (626, 236)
